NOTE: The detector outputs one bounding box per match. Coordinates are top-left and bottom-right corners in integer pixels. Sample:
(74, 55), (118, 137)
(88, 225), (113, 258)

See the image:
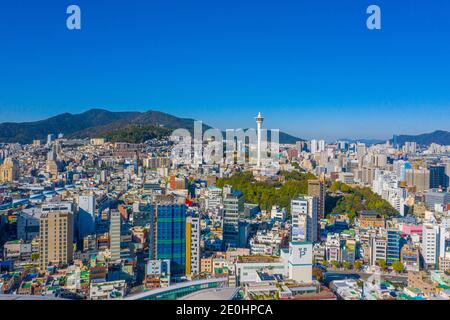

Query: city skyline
(1, 0), (450, 140)
(0, 106), (449, 143)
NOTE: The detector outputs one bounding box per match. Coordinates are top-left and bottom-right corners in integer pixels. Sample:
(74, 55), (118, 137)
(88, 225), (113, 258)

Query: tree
(343, 261), (351, 270)
(312, 268), (324, 281)
(331, 184), (398, 218)
(354, 260), (362, 271)
(392, 261), (404, 273)
(102, 124), (172, 143)
(356, 280), (364, 289)
(321, 260), (328, 267)
(216, 171), (316, 212)
(330, 260), (340, 269)
(378, 259), (387, 271)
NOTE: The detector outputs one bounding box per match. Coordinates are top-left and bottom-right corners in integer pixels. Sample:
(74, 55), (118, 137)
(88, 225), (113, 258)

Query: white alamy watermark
(65, 5), (381, 31)
(66, 5), (81, 30)
(367, 5), (381, 30)
(170, 119), (280, 167)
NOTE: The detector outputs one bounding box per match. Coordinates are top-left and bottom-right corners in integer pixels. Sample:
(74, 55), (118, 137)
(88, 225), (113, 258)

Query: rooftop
(179, 287), (239, 300)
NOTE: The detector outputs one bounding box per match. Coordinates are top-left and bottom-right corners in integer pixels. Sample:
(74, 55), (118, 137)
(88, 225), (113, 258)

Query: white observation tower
(256, 112), (264, 168)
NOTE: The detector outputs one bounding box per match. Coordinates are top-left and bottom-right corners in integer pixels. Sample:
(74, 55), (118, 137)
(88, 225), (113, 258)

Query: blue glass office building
(429, 165), (448, 190)
(386, 229), (402, 266)
(149, 204), (187, 276)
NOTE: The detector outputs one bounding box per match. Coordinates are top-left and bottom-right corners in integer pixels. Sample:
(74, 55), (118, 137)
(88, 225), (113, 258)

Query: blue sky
(0, 0), (449, 140)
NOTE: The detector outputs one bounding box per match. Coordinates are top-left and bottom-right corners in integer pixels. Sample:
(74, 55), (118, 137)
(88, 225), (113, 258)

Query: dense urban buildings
(0, 113), (450, 301)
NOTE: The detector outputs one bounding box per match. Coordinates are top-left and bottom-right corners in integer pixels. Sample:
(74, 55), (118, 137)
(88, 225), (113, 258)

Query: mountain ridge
(394, 130), (450, 146)
(0, 108), (302, 144)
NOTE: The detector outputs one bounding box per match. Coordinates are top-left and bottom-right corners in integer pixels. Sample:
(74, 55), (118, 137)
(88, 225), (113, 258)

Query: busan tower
(256, 112), (264, 168)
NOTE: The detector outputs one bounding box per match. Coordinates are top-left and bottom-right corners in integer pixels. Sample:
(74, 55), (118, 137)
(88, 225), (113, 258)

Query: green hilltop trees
(217, 171), (316, 213)
(329, 181), (398, 219)
(102, 124), (172, 143)
(217, 173), (398, 219)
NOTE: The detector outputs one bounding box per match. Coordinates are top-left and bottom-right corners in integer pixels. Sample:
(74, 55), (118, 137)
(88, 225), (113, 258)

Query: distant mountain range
(0, 109), (302, 144)
(338, 138), (387, 146)
(393, 130), (450, 146)
(339, 130), (450, 147)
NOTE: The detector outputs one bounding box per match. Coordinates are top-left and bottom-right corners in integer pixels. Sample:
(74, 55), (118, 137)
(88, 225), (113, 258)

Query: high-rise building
(79, 195), (96, 216)
(392, 135), (399, 149)
(386, 229), (402, 266)
(403, 142), (417, 154)
(318, 140), (326, 153)
(109, 210), (121, 263)
(393, 160), (410, 182)
(149, 204), (187, 277)
(39, 211), (74, 270)
(46, 134), (55, 145)
(337, 140), (349, 152)
(78, 194), (96, 241)
(17, 208), (42, 242)
(429, 165), (448, 190)
(186, 216), (200, 276)
(307, 179), (326, 221)
(372, 154), (388, 168)
(356, 144), (367, 160)
(310, 139), (326, 154)
(0, 157), (19, 183)
(291, 196), (318, 243)
(223, 186), (245, 248)
(422, 223), (445, 269)
(406, 168), (430, 193)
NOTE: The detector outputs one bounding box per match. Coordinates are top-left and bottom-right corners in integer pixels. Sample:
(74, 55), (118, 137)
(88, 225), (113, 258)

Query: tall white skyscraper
(256, 112), (264, 168)
(47, 134), (55, 145)
(356, 143), (367, 160)
(79, 195), (96, 214)
(291, 196), (318, 243)
(78, 194), (96, 241)
(310, 139), (325, 154)
(318, 140), (326, 153)
(310, 140), (318, 154)
(404, 142), (417, 154)
(422, 223), (445, 269)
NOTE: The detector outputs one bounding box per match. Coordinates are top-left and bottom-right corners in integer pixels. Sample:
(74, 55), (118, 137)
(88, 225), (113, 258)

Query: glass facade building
(429, 165), (448, 190)
(149, 204), (186, 276)
(386, 229), (402, 266)
(223, 189), (244, 248)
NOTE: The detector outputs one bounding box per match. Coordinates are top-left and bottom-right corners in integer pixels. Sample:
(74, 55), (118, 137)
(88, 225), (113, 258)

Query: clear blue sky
(0, 0), (449, 140)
